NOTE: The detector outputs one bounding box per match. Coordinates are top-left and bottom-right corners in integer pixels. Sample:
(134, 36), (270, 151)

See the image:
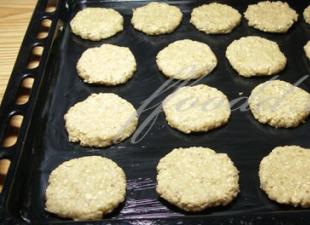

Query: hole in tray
(41, 19), (52, 28)
(46, 6), (56, 13)
(15, 77), (34, 105)
(32, 46), (44, 57)
(27, 46), (44, 69)
(0, 159), (11, 192)
(37, 31), (49, 40)
(21, 76), (34, 89)
(37, 19), (52, 40)
(27, 59), (40, 70)
(2, 115), (24, 148)
(45, 0), (57, 13)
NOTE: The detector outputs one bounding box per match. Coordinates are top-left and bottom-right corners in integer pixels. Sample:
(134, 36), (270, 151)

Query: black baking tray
(1, 0), (310, 224)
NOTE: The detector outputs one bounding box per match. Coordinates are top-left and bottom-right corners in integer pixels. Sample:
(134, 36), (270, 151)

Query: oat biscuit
(131, 2), (182, 35)
(190, 3), (241, 34)
(156, 39), (217, 80)
(304, 41), (310, 60)
(64, 93), (138, 147)
(259, 146), (310, 207)
(226, 36), (287, 77)
(248, 80), (310, 128)
(45, 156), (126, 220)
(162, 84), (230, 134)
(244, 1), (298, 33)
(304, 5), (310, 24)
(156, 147), (239, 211)
(77, 44), (136, 85)
(70, 8), (123, 41)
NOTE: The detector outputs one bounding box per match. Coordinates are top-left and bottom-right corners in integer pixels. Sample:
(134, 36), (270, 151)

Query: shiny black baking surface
(1, 0), (310, 224)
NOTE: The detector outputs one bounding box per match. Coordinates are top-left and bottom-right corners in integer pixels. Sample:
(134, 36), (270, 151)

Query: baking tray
(1, 0), (310, 224)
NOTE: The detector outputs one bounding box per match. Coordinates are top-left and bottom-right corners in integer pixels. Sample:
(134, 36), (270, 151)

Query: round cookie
(244, 1), (298, 33)
(64, 93), (138, 147)
(226, 36), (287, 77)
(304, 5), (310, 24)
(45, 156), (126, 220)
(70, 8), (123, 41)
(156, 147), (239, 212)
(77, 44), (136, 85)
(259, 146), (310, 207)
(162, 84), (231, 134)
(248, 80), (310, 128)
(304, 41), (310, 60)
(156, 39), (217, 80)
(190, 3), (241, 34)
(131, 2), (182, 35)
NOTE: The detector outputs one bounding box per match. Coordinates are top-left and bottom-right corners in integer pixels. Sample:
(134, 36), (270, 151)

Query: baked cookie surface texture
(226, 36), (287, 77)
(304, 41), (310, 60)
(64, 93), (138, 147)
(162, 84), (231, 134)
(70, 8), (123, 41)
(156, 147), (239, 211)
(77, 44), (136, 85)
(248, 80), (310, 128)
(131, 2), (182, 35)
(259, 146), (310, 207)
(190, 3), (241, 34)
(156, 39), (217, 80)
(45, 156), (126, 220)
(244, 1), (298, 33)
